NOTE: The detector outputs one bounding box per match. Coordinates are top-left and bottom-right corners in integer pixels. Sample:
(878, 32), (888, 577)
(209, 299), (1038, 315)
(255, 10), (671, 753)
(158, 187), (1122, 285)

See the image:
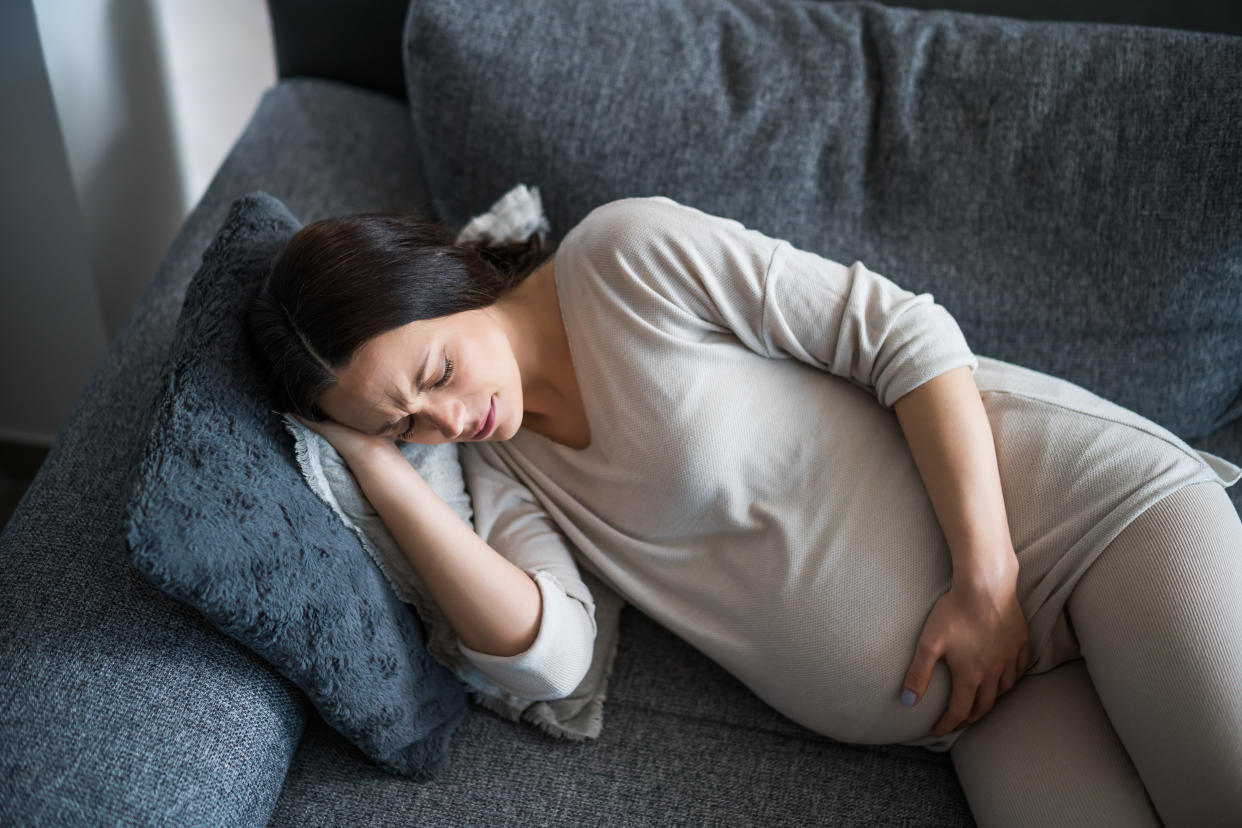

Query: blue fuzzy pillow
(123, 191), (467, 781)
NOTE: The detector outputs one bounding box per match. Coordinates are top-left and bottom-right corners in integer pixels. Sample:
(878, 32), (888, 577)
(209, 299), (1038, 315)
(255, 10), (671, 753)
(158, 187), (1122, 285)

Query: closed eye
(397, 355), (453, 441)
(433, 355), (454, 389)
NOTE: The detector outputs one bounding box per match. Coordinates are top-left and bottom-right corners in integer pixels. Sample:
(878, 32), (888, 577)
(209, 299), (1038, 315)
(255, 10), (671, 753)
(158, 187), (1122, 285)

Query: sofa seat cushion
(403, 0), (1242, 440)
(268, 604), (974, 826)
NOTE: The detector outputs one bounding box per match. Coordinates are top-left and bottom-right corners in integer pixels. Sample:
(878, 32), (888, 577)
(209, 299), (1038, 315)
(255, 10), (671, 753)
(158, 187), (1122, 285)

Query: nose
(430, 398), (468, 440)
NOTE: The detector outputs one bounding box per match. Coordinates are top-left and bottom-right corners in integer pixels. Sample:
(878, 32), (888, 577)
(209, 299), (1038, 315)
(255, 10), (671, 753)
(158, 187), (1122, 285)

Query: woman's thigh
(1066, 481), (1242, 826)
(950, 658), (1161, 828)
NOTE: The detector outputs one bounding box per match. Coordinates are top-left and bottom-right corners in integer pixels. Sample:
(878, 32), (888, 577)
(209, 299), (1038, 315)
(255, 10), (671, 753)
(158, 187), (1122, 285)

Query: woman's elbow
(521, 628), (593, 700)
(529, 638), (594, 701)
(528, 583), (598, 700)
(467, 630), (595, 700)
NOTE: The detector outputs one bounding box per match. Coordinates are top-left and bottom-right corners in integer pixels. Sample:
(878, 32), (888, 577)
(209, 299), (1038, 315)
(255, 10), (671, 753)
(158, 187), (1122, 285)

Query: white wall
(1, 0), (111, 447)
(33, 0), (187, 343)
(154, 0), (275, 212)
(0, 0), (273, 448)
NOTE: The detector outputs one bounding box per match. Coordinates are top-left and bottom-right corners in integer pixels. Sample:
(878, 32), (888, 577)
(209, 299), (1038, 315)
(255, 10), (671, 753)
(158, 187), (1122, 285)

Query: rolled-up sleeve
(456, 442), (597, 701)
(566, 196), (977, 410)
(764, 244), (978, 408)
(456, 569), (596, 700)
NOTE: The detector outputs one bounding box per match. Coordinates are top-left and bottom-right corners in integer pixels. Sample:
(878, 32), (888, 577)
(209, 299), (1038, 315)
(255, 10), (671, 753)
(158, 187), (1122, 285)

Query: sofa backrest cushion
(123, 191), (467, 781)
(402, 0), (1242, 440)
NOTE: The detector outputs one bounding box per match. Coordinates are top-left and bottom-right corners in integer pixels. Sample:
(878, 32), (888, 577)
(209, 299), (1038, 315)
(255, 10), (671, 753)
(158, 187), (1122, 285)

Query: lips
(472, 397), (496, 440)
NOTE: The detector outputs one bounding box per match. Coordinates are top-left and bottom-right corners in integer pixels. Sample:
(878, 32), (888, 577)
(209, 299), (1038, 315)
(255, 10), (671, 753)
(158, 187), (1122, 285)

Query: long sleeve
(455, 441), (597, 700)
(563, 195), (978, 408)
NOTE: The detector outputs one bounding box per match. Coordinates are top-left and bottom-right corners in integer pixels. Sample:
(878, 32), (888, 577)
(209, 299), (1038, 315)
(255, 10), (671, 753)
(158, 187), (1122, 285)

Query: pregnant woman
(247, 195), (1241, 826)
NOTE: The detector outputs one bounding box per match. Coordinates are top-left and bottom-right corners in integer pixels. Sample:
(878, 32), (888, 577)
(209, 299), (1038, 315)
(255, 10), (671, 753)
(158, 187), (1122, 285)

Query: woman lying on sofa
(246, 194), (1241, 827)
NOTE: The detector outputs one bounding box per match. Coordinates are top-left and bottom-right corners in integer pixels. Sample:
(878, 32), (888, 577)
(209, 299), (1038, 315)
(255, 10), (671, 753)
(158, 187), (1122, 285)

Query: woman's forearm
(892, 365), (1018, 592)
(347, 446), (544, 657)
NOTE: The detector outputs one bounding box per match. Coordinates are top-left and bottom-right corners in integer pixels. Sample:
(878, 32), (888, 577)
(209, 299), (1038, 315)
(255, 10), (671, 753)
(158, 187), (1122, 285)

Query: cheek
(475, 336), (514, 386)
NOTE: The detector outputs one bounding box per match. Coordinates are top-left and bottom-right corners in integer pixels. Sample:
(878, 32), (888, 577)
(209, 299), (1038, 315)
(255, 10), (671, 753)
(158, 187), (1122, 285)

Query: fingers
(933, 675), (979, 737)
(964, 675), (1000, 727)
(998, 660), (1018, 697)
(945, 657), (1024, 733)
(963, 662), (1020, 731)
(901, 640), (940, 708)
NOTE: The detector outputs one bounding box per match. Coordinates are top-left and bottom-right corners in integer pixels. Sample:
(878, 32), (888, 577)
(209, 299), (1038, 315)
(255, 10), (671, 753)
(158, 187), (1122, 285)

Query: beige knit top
(456, 196), (1240, 749)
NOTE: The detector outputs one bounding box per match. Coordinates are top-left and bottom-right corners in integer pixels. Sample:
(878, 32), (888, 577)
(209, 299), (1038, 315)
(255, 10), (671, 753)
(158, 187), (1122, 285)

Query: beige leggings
(949, 482), (1242, 827)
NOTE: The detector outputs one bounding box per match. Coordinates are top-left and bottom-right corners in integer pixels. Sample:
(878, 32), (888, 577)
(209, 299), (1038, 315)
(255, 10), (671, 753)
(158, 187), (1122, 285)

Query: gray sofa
(2, 0), (1240, 825)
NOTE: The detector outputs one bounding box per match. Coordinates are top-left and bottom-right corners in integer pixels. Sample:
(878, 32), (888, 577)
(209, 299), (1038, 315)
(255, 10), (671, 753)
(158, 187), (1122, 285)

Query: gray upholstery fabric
(263, 1), (1242, 106)
(10, 23), (1239, 822)
(0, 79), (434, 826)
(269, 607), (973, 826)
(1192, 419), (1242, 515)
(403, 0), (1242, 441)
(124, 191), (466, 782)
(876, 0), (1242, 35)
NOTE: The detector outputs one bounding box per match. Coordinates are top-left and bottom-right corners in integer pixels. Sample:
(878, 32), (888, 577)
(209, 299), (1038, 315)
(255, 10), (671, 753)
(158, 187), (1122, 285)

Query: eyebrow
(371, 350), (429, 435)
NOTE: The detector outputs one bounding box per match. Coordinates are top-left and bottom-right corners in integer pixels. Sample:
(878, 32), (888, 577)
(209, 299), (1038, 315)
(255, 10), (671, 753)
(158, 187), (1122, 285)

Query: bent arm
(350, 445), (543, 657)
(893, 365), (1018, 592)
(455, 569), (596, 699)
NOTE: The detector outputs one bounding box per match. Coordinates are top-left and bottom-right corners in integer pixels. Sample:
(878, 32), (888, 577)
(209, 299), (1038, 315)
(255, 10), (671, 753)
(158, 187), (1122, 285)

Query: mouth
(471, 396), (496, 440)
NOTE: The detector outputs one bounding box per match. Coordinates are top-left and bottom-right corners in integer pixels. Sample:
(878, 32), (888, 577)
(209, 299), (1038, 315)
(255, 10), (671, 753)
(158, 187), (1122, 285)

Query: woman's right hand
(290, 413), (401, 468)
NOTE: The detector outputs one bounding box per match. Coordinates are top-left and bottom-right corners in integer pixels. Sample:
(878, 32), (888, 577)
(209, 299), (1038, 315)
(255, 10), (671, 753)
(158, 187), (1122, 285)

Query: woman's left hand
(901, 576), (1031, 737)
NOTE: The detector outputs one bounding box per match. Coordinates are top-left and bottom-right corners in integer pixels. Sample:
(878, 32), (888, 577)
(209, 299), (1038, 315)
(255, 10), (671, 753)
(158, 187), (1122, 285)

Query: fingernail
(901, 689), (917, 708)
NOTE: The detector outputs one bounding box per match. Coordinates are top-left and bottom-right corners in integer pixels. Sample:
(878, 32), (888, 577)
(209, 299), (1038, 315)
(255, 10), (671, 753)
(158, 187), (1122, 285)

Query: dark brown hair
(245, 210), (553, 421)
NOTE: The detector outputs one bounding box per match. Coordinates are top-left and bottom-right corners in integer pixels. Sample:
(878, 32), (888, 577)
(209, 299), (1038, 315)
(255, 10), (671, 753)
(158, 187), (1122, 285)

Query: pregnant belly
(645, 465), (966, 749)
(736, 529), (962, 748)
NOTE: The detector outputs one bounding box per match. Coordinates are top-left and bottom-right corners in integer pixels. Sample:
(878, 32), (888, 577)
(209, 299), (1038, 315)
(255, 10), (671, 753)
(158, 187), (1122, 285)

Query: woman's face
(316, 307), (521, 444)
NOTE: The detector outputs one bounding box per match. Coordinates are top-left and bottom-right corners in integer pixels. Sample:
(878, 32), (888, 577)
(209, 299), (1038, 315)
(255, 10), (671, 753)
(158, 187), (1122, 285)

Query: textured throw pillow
(402, 0), (1242, 440)
(124, 191), (467, 782)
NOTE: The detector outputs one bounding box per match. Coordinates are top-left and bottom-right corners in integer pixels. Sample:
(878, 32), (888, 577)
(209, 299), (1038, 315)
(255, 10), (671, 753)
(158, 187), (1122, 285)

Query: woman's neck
(487, 256), (578, 425)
